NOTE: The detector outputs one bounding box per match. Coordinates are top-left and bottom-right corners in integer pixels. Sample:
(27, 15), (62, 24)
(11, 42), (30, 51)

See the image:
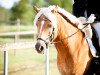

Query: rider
(72, 0), (100, 56)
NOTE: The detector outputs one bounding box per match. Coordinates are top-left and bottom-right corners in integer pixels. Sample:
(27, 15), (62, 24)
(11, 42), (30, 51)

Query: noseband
(37, 27), (55, 47)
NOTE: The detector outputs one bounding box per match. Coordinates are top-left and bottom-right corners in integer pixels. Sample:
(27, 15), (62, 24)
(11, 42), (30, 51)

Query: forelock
(34, 6), (57, 28)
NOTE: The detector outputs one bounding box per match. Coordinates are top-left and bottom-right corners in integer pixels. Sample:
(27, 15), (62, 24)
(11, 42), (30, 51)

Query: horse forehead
(38, 15), (51, 24)
(34, 8), (57, 29)
(39, 14), (47, 19)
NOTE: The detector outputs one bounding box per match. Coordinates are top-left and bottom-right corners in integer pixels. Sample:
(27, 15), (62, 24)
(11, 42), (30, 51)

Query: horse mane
(49, 5), (82, 28)
(34, 6), (57, 28)
(34, 5), (82, 28)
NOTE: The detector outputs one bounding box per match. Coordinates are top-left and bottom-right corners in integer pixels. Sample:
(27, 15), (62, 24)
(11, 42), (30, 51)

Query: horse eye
(48, 24), (52, 28)
(38, 19), (40, 21)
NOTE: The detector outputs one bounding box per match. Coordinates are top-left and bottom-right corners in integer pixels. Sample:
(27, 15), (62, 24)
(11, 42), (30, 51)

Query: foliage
(10, 0), (34, 25)
(32, 0), (47, 7)
(0, 6), (10, 25)
(32, 0), (72, 12)
(0, 0), (72, 25)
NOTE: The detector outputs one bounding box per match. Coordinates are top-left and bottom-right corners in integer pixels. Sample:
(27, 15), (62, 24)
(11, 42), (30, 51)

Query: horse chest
(57, 55), (75, 75)
(57, 54), (86, 75)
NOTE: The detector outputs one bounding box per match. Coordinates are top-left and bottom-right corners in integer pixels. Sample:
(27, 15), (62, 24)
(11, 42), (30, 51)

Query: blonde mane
(50, 5), (82, 25)
(34, 6), (57, 29)
(34, 5), (82, 27)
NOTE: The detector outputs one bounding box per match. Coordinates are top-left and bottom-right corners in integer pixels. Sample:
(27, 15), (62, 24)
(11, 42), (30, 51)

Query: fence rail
(0, 41), (49, 75)
(0, 42), (35, 51)
(0, 41), (36, 75)
(0, 19), (49, 75)
(0, 31), (36, 36)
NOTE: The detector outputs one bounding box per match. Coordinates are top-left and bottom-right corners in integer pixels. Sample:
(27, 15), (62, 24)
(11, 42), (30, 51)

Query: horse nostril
(35, 42), (44, 53)
(39, 45), (44, 52)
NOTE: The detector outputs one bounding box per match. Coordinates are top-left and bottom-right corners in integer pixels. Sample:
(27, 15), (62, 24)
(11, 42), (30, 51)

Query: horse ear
(51, 5), (58, 13)
(33, 5), (40, 13)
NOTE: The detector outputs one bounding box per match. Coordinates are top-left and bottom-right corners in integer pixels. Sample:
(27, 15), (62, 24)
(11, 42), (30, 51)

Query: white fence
(0, 31), (49, 75)
(0, 28), (37, 75)
(0, 19), (49, 75)
(0, 42), (35, 75)
(0, 41), (49, 75)
(0, 31), (36, 36)
(0, 31), (37, 42)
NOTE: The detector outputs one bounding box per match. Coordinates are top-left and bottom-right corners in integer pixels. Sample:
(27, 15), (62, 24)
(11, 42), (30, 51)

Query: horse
(33, 5), (93, 75)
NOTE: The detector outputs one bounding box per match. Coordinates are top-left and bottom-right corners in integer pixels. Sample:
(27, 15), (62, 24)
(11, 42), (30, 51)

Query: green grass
(0, 46), (60, 75)
(0, 25), (60, 75)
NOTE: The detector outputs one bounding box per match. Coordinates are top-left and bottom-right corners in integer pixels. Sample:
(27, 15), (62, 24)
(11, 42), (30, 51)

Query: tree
(0, 6), (10, 25)
(10, 0), (72, 25)
(31, 0), (72, 12)
(10, 0), (34, 25)
(45, 0), (72, 12)
(31, 0), (47, 7)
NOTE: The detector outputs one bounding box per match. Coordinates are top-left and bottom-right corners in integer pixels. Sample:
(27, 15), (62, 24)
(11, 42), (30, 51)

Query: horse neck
(54, 13), (88, 57)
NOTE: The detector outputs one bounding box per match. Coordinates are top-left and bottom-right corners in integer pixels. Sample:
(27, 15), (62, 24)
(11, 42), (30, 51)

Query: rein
(36, 7), (90, 45)
(37, 23), (89, 45)
(50, 24), (88, 44)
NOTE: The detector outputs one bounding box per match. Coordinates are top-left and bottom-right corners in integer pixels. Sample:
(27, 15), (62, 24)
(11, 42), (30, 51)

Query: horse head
(33, 6), (58, 53)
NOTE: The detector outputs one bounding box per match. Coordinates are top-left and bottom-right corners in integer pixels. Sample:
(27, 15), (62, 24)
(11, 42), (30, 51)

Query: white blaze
(40, 20), (45, 35)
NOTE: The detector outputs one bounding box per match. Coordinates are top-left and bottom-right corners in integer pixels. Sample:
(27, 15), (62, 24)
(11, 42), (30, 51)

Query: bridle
(37, 27), (55, 48)
(35, 9), (90, 46)
(37, 22), (89, 46)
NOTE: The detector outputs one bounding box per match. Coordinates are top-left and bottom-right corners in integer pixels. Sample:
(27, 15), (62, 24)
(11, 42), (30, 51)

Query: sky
(0, 0), (20, 9)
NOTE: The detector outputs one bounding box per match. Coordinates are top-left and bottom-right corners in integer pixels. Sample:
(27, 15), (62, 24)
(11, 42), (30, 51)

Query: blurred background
(0, 0), (72, 75)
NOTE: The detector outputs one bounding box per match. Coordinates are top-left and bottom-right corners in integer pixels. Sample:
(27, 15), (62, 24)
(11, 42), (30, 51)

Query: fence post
(4, 47), (8, 75)
(15, 19), (20, 42)
(14, 19), (20, 55)
(45, 46), (49, 75)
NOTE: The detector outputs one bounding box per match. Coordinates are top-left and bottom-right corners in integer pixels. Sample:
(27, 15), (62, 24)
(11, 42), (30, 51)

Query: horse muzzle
(35, 39), (47, 54)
